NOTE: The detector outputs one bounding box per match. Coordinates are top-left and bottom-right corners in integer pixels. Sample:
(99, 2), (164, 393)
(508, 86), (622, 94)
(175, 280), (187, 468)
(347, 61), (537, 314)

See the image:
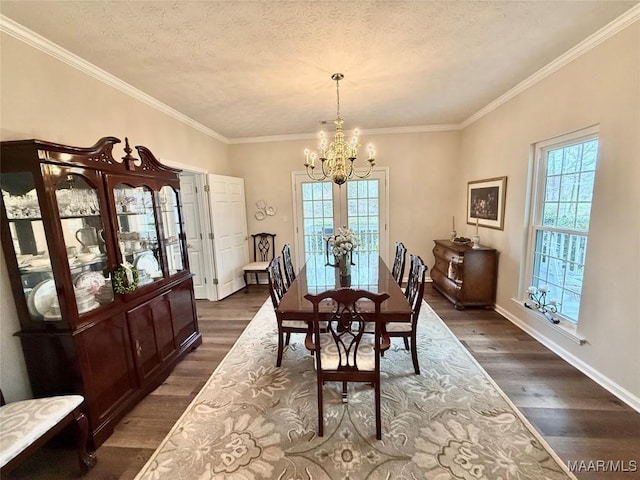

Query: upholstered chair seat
(0, 393), (96, 475)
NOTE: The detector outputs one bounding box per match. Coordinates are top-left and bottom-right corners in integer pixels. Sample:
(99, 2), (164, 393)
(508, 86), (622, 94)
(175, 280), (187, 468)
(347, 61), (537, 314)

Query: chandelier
(304, 73), (375, 186)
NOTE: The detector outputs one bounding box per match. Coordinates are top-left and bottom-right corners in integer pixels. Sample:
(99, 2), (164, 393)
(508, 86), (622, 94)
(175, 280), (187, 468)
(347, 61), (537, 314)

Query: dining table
(277, 253), (412, 321)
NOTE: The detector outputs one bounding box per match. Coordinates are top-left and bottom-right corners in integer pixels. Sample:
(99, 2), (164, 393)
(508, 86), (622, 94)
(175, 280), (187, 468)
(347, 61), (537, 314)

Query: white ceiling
(1, 1), (637, 141)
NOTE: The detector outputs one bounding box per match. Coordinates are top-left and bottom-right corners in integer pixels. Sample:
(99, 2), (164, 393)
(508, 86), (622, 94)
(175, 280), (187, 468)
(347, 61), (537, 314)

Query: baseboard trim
(494, 303), (640, 413)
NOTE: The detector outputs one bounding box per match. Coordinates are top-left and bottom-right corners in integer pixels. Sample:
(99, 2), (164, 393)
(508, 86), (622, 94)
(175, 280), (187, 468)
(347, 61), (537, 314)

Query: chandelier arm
(320, 159), (332, 178)
(305, 166), (329, 182)
(344, 159), (354, 179)
(350, 162), (374, 179)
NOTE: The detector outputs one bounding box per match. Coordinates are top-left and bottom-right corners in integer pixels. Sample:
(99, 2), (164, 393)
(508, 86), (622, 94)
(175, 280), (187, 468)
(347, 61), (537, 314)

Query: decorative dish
(255, 211), (266, 221)
(134, 252), (160, 276)
(452, 237), (472, 245)
(27, 279), (57, 318)
(256, 200), (266, 210)
(75, 271), (106, 295)
(266, 206), (277, 216)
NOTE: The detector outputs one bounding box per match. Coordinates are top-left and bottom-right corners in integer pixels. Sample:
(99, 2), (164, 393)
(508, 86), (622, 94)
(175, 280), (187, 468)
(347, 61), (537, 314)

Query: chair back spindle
(253, 233), (276, 262)
(392, 242), (407, 286)
(281, 244), (296, 288)
(266, 257), (286, 307)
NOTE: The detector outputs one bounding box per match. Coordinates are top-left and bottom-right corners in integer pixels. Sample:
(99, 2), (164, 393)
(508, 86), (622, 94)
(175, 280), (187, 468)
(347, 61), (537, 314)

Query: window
(526, 126), (599, 323)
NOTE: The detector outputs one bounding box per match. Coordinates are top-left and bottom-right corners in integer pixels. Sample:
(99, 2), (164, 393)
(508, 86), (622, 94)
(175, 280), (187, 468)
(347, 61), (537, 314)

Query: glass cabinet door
(114, 183), (163, 286)
(159, 186), (185, 275)
(1, 172), (61, 322)
(55, 173), (113, 314)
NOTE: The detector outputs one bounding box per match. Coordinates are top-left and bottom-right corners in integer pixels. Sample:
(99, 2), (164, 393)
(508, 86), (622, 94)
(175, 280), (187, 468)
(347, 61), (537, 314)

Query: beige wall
(459, 23), (640, 404)
(1, 19), (639, 409)
(0, 33), (231, 401)
(229, 130), (461, 266)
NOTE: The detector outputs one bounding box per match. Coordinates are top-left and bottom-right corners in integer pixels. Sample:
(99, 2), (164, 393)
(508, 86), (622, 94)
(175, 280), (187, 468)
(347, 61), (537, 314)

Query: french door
(292, 169), (388, 270)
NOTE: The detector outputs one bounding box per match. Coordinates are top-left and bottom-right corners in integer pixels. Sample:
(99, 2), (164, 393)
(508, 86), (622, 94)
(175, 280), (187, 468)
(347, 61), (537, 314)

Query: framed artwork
(467, 176), (507, 230)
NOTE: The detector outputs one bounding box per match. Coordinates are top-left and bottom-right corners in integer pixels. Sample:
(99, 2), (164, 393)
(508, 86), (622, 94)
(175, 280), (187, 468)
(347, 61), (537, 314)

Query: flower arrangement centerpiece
(327, 226), (359, 277)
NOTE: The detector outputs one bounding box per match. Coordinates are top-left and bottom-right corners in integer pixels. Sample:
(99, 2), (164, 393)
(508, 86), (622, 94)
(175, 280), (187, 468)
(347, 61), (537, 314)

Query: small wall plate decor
(255, 200), (276, 221)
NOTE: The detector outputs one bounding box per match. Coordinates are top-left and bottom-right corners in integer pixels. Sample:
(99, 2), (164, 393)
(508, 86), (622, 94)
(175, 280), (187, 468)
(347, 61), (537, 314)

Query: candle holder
(471, 235), (480, 249)
(524, 286), (560, 324)
(450, 230), (457, 241)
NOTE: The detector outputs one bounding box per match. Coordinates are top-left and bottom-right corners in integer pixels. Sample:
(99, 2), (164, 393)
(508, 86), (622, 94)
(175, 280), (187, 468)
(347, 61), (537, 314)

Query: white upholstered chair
(0, 390), (96, 475)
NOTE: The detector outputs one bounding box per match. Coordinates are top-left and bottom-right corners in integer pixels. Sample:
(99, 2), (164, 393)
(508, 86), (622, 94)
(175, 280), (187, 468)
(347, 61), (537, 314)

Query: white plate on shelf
(44, 311), (63, 321)
(134, 252), (160, 276)
(27, 279), (56, 317)
(78, 301), (100, 315)
(74, 271), (106, 295)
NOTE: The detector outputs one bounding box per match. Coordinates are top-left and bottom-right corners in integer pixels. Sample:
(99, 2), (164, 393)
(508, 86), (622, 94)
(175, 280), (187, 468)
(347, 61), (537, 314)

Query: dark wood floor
(6, 284), (640, 479)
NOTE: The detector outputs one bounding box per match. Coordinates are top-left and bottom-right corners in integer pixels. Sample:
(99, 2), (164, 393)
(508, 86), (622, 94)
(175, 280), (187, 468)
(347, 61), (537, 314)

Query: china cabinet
(431, 239), (497, 309)
(0, 136), (201, 447)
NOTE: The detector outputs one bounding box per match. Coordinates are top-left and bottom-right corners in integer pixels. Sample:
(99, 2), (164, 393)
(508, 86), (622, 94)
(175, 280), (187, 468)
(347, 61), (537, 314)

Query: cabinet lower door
(127, 293), (177, 383)
(169, 278), (198, 348)
(77, 313), (137, 432)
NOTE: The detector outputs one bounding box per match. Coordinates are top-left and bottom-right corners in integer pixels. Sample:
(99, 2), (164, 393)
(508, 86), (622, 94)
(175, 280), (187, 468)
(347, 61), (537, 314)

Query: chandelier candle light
(524, 285), (560, 324)
(304, 73), (375, 186)
(472, 218), (480, 249)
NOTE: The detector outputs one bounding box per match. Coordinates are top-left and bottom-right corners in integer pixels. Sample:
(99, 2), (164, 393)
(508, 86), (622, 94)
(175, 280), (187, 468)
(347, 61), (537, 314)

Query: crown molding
(460, 4), (640, 128)
(0, 14), (230, 145)
(229, 123), (462, 144)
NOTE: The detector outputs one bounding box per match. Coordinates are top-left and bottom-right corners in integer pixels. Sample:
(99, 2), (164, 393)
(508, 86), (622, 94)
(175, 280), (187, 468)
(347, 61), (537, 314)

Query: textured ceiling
(1, 1), (637, 140)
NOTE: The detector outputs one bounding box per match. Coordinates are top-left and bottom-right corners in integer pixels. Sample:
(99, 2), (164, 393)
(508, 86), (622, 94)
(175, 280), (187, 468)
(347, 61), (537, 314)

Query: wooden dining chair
(281, 244), (296, 288)
(391, 241), (407, 286)
(243, 233), (276, 293)
(304, 288), (390, 440)
(266, 257), (309, 367)
(388, 254), (427, 374)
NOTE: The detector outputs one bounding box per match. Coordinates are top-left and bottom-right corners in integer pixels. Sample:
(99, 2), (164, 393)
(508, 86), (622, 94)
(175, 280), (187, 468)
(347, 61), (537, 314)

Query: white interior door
(293, 168), (388, 269)
(179, 173), (209, 299)
(207, 174), (249, 299)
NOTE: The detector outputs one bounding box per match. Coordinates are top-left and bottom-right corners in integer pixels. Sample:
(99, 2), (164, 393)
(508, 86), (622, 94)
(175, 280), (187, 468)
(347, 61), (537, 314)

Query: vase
(336, 253), (352, 288)
(337, 253), (351, 276)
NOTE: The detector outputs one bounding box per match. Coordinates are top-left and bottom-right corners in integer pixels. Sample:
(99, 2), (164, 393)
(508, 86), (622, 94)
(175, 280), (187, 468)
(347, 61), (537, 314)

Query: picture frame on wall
(467, 176), (507, 230)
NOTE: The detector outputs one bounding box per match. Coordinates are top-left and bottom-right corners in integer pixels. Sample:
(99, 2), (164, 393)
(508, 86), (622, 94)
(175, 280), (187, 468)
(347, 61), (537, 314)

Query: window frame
(523, 125), (599, 325)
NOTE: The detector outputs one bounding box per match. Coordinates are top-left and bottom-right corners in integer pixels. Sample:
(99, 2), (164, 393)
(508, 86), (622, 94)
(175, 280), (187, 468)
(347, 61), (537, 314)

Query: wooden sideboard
(431, 239), (497, 309)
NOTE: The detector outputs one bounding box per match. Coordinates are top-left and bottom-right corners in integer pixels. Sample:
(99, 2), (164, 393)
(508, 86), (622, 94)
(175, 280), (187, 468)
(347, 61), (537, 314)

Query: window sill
(511, 298), (587, 345)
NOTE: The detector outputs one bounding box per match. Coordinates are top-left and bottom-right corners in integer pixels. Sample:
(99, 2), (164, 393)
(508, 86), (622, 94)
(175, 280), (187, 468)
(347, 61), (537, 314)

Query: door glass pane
(301, 181), (334, 263)
(160, 186), (185, 275)
(114, 184), (162, 287)
(346, 179), (380, 255)
(56, 173), (112, 315)
(1, 172), (60, 322)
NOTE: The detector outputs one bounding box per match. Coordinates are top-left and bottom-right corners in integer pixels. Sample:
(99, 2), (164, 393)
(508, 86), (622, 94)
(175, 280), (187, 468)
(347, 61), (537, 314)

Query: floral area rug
(135, 299), (576, 480)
